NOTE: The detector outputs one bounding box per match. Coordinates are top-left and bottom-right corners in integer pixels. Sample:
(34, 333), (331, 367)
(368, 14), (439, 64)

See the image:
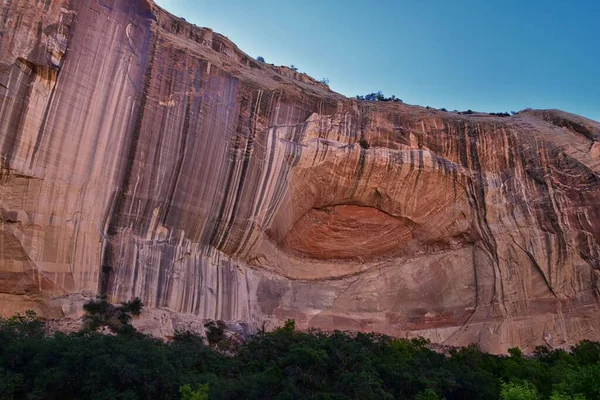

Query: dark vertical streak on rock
(349, 148), (366, 196)
(250, 126), (276, 223)
(26, 0), (73, 167)
(155, 245), (173, 307)
(214, 254), (221, 319)
(511, 236), (558, 298)
(131, 244), (140, 297)
(99, 30), (157, 295)
(460, 122), (503, 305)
(206, 106), (244, 248)
(1, 64), (34, 168)
(29, 69), (58, 168)
(162, 90), (192, 225)
(219, 94), (257, 250)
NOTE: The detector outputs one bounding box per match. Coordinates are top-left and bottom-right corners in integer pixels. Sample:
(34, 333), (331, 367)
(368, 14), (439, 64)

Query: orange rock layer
(1, 0), (600, 353)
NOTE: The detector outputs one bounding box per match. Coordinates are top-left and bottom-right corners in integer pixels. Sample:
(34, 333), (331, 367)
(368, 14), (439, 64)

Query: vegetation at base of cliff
(1, 313), (600, 399)
(82, 295), (143, 334)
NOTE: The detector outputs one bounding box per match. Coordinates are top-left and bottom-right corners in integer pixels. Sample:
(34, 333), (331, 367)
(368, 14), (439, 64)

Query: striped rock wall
(1, 0), (600, 353)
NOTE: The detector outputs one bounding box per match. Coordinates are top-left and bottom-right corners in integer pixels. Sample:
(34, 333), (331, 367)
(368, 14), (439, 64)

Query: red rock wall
(1, 0), (600, 353)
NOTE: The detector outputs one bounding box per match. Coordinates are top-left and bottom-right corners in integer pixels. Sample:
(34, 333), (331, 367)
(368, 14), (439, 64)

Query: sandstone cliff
(2, 0), (600, 353)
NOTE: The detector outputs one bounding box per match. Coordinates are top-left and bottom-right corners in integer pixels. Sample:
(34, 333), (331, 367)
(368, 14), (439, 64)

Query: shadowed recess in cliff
(279, 204), (474, 261)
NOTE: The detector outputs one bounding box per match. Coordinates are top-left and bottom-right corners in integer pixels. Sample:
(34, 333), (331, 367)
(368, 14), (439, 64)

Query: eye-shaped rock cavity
(267, 147), (477, 263)
(280, 205), (414, 260)
(278, 202), (475, 262)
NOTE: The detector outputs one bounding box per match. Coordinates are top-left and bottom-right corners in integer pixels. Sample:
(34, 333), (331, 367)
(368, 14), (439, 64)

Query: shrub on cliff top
(356, 91), (402, 102)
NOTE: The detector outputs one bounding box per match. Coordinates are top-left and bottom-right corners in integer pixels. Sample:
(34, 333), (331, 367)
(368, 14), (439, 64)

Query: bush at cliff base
(1, 312), (599, 399)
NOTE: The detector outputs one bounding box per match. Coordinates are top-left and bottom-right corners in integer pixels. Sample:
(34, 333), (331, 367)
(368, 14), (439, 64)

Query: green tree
(549, 392), (586, 400)
(415, 388), (441, 400)
(204, 320), (227, 346)
(280, 319), (296, 332)
(500, 381), (538, 400)
(180, 383), (209, 400)
(7, 305), (600, 400)
(82, 295), (143, 333)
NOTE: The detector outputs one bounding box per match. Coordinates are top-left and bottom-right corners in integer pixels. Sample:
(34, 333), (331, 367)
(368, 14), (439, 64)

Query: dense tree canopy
(0, 310), (599, 399)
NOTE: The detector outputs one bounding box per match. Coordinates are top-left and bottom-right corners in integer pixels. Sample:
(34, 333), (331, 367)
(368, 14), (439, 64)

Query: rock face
(2, 0), (600, 353)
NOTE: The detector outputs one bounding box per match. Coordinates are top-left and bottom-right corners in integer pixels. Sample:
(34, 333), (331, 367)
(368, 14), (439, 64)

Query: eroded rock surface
(2, 0), (600, 353)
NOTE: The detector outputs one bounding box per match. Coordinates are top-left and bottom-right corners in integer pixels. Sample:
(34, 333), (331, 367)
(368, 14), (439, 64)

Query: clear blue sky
(155, 0), (599, 122)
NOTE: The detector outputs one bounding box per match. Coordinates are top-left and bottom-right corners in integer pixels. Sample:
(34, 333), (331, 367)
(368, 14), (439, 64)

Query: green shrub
(82, 295), (143, 333)
(279, 318), (296, 332)
(500, 381), (539, 400)
(356, 91), (402, 102)
(415, 388), (441, 400)
(180, 383), (209, 400)
(549, 392), (586, 400)
(204, 320), (227, 345)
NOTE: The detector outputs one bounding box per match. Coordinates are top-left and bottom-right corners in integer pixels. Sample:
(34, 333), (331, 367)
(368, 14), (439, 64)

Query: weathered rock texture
(2, 0), (600, 353)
